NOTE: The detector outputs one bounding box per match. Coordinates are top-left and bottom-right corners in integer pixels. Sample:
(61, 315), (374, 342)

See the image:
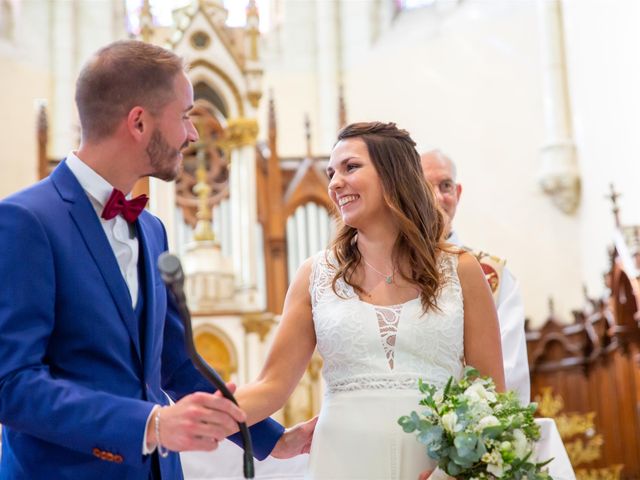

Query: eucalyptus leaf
(452, 433), (483, 464)
(446, 460), (462, 476)
(449, 448), (474, 468)
(482, 424), (505, 439)
(397, 415), (416, 433)
(418, 425), (444, 448)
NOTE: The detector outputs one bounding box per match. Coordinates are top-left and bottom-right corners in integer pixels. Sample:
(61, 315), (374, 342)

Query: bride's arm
(457, 251), (506, 391)
(234, 257), (317, 425)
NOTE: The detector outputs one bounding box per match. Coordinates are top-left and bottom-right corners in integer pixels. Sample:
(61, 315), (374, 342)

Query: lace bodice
(310, 250), (464, 393)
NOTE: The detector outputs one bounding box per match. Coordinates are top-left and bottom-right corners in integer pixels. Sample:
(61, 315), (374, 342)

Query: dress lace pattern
(375, 305), (402, 370)
(309, 251), (464, 394)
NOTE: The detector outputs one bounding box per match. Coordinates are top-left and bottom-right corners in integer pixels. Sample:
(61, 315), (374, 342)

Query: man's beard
(146, 128), (187, 181)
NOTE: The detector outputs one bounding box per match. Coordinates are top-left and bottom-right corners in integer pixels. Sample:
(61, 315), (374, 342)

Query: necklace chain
(361, 257), (395, 285)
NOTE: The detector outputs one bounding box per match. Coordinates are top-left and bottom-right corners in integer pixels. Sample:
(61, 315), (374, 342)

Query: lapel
(51, 161), (143, 366)
(136, 215), (159, 378)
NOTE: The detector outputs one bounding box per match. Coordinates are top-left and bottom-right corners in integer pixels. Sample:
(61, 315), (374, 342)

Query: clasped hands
(145, 382), (317, 457)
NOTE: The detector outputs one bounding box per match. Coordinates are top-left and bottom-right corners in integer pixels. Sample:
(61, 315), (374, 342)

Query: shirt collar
(66, 152), (116, 207)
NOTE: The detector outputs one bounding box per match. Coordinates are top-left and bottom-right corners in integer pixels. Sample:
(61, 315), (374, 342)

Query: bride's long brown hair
(330, 122), (447, 313)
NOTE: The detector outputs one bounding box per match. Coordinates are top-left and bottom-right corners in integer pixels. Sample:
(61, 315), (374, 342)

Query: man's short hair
(75, 40), (185, 142)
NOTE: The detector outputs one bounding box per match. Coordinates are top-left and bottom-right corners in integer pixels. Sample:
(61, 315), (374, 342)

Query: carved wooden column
(263, 96), (288, 314)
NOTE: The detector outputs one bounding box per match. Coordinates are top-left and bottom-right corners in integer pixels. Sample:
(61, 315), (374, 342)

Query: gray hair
(423, 149), (457, 181)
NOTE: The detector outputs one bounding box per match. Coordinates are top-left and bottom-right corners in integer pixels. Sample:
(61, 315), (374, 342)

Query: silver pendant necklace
(361, 257), (395, 284)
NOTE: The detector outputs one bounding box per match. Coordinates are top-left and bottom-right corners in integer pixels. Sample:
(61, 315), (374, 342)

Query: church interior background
(1, 0), (640, 478)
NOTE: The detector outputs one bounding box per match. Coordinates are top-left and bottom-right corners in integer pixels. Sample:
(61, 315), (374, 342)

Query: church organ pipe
(285, 203), (334, 280)
(306, 203), (321, 257)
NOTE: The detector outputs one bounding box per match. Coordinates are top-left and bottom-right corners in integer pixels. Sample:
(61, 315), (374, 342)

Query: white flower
(487, 462), (504, 478)
(483, 449), (507, 478)
(464, 382), (497, 404)
(468, 400), (493, 422)
(513, 428), (529, 458)
(441, 411), (459, 433)
(478, 415), (500, 430)
(433, 389), (444, 404)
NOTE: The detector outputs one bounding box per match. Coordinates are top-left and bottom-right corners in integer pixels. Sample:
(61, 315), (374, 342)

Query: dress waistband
(326, 374), (424, 394)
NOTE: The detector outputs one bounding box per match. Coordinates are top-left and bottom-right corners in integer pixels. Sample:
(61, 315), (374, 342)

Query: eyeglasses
(432, 180), (458, 196)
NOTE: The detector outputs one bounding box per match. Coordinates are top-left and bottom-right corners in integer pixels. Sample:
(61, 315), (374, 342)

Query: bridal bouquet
(398, 367), (552, 480)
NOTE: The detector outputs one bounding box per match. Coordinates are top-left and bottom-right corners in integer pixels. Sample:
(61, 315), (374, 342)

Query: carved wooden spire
(304, 113), (312, 160)
(607, 183), (621, 228)
(338, 83), (347, 129)
(37, 102), (48, 179)
(548, 297), (555, 317)
(268, 90), (277, 150)
(139, 0), (154, 43)
(245, 0), (260, 61)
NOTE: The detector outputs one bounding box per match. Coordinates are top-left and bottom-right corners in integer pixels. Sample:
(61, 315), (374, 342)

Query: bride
(235, 122), (505, 479)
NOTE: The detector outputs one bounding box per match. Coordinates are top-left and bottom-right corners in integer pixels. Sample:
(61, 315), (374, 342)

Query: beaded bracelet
(154, 407), (169, 458)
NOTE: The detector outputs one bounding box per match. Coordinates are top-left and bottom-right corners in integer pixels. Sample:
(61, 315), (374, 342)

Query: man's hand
(270, 416), (318, 458)
(146, 382), (246, 452)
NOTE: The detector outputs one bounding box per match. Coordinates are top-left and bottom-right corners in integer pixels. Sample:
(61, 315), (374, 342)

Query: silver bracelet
(154, 406), (169, 458)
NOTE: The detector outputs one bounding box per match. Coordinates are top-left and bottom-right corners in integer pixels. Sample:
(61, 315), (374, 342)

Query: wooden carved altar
(526, 195), (640, 479)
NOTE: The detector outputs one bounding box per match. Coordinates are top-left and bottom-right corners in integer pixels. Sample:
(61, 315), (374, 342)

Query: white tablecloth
(181, 442), (308, 480)
(535, 418), (576, 480)
(181, 418), (574, 480)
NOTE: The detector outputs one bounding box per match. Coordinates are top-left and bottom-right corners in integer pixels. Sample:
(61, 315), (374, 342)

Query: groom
(0, 40), (310, 479)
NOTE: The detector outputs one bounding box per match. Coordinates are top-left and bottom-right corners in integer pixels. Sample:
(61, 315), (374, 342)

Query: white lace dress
(306, 251), (465, 480)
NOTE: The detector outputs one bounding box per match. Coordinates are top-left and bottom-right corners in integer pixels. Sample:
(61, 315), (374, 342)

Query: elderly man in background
(421, 150), (530, 405)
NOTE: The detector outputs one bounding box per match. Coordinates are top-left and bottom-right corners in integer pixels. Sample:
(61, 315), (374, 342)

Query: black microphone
(158, 252), (255, 479)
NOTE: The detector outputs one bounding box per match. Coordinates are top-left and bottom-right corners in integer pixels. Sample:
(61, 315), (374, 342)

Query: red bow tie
(101, 189), (149, 223)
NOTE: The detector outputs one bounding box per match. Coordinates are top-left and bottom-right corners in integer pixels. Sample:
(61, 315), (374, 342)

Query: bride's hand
(270, 416), (318, 458)
(419, 468), (454, 480)
(418, 469), (433, 480)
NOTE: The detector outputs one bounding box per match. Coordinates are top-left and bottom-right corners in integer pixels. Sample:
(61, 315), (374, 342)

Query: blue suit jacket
(0, 161), (283, 479)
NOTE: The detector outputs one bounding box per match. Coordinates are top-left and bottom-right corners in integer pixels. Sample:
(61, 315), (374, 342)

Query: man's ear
(126, 106), (147, 141)
(456, 183), (462, 202)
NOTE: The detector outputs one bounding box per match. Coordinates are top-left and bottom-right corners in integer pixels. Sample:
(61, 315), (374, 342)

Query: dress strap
(438, 251), (461, 291)
(309, 250), (356, 308)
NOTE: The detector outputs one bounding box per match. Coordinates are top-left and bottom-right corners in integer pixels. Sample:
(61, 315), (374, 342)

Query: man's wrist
(143, 405), (160, 455)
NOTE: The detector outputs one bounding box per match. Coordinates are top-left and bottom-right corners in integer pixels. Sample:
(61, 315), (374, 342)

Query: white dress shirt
(449, 231), (531, 404)
(66, 152), (140, 307)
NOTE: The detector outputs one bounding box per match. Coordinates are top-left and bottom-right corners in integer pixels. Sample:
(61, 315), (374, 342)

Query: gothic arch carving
(189, 59), (244, 117)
